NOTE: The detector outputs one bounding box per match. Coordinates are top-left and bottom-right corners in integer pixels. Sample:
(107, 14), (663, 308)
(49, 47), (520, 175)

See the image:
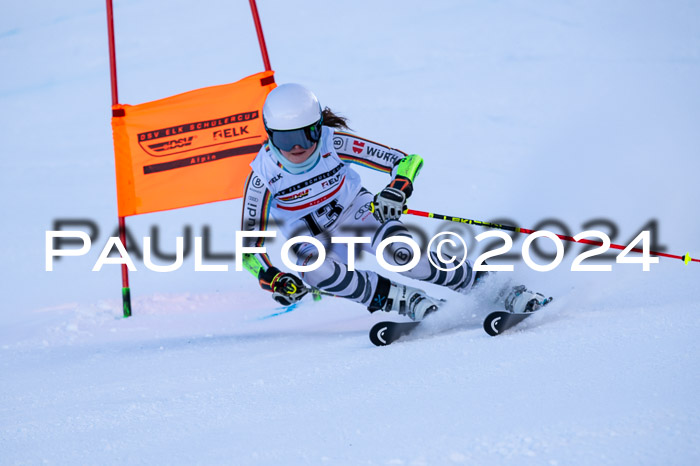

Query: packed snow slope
(1, 0), (699, 464)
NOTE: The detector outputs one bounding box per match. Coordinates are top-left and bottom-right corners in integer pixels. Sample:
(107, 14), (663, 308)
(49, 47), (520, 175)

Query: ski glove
(372, 175), (413, 223)
(258, 266), (309, 306)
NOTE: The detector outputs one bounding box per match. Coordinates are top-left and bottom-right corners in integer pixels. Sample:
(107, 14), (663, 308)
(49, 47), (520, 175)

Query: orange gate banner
(111, 70), (276, 217)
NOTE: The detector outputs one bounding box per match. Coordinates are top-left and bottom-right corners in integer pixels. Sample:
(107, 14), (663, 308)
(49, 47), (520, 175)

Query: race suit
(240, 126), (475, 310)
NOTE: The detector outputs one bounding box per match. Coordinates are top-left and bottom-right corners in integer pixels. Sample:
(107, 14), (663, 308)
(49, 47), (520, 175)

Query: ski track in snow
(2, 0), (700, 464)
(2, 277), (699, 464)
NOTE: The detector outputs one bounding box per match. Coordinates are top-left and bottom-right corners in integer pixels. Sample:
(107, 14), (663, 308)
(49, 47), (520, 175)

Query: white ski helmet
(263, 83), (323, 152)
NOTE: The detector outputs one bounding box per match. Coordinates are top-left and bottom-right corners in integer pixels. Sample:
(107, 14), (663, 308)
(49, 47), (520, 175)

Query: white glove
(372, 187), (407, 223)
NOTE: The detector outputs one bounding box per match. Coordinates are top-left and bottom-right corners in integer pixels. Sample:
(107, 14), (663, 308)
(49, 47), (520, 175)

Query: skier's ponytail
(322, 107), (352, 131)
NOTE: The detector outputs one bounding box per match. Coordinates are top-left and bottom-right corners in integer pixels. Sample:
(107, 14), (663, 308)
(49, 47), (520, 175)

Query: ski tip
(483, 312), (510, 336)
(370, 323), (390, 346)
(483, 314), (501, 336)
(369, 321), (421, 346)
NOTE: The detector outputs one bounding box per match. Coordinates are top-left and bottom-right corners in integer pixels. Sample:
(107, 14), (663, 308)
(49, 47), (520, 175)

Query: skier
(240, 83), (546, 321)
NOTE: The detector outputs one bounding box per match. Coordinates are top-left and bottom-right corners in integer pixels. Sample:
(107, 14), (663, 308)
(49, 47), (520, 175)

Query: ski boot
(503, 285), (551, 314)
(370, 278), (441, 321)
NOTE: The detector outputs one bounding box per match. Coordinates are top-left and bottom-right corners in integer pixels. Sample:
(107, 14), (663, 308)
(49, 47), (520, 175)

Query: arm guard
(388, 154), (423, 198)
(395, 154), (423, 183)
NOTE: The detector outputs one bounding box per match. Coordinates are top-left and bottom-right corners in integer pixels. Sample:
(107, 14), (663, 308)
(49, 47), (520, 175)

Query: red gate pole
(249, 0), (272, 71)
(106, 0), (132, 317)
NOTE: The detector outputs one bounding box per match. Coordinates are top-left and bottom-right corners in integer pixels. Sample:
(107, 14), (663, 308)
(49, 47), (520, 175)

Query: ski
(483, 297), (553, 336)
(483, 312), (533, 336)
(369, 321), (421, 346)
(370, 296), (553, 344)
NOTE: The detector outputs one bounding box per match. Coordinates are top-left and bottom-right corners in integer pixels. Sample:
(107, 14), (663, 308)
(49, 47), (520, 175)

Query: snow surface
(2, 0), (700, 464)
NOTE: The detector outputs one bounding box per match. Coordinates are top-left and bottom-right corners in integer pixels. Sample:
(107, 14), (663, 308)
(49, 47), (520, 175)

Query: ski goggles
(266, 119), (323, 152)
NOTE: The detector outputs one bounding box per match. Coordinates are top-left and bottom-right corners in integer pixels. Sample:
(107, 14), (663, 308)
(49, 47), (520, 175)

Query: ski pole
(285, 285), (334, 302)
(259, 287), (331, 320)
(309, 287), (334, 301)
(404, 208), (698, 265)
